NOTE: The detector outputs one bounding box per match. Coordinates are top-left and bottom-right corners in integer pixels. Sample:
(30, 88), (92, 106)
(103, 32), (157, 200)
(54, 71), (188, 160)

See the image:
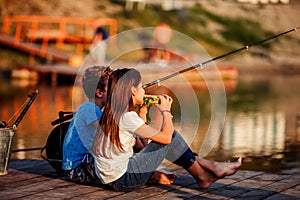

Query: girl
(93, 68), (242, 192)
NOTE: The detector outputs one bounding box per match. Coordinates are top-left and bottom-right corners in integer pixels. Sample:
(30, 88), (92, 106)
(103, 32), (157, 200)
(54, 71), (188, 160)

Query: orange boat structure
(0, 15), (117, 66)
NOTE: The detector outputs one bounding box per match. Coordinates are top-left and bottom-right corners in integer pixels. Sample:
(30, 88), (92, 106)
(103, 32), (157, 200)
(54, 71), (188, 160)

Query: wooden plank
(145, 185), (203, 200)
(18, 183), (102, 200)
(0, 173), (51, 191)
(0, 34), (70, 62)
(1, 159), (300, 200)
(0, 170), (37, 185)
(200, 183), (253, 199)
(260, 177), (300, 200)
(70, 189), (124, 200)
(1, 177), (72, 199)
(220, 172), (300, 200)
(280, 188), (300, 198)
(251, 172), (292, 181)
(232, 179), (274, 190)
(264, 192), (300, 200)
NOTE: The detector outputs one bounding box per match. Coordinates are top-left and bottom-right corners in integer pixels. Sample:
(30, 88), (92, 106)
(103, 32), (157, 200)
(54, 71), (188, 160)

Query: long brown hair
(93, 68), (141, 158)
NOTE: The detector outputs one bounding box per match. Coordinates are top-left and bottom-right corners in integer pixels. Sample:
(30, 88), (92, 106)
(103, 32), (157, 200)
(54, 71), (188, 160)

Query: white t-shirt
(94, 111), (145, 184)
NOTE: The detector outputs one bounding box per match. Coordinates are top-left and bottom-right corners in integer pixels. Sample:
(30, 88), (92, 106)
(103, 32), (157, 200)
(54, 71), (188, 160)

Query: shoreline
(1, 54), (300, 80)
(219, 54), (300, 76)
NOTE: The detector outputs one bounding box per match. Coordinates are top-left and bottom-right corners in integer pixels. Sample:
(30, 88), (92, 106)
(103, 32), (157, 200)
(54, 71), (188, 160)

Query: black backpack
(40, 111), (73, 173)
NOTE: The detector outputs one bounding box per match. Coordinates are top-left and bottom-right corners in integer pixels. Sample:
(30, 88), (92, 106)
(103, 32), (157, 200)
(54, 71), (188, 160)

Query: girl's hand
(157, 94), (173, 111)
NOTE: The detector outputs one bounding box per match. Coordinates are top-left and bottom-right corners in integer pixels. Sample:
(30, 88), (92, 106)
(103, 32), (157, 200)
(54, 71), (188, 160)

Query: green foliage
(113, 3), (274, 54)
(190, 4), (273, 47)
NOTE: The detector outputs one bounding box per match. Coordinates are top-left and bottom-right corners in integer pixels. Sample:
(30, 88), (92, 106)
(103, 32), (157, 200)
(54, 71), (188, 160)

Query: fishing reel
(0, 120), (7, 128)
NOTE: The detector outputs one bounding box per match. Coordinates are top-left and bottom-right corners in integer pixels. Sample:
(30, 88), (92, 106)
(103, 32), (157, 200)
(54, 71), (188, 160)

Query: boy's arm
(133, 136), (148, 152)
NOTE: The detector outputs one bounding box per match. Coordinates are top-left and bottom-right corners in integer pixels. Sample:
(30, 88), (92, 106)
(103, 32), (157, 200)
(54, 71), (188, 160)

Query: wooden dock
(1, 159), (300, 199)
(1, 16), (118, 65)
(0, 33), (70, 63)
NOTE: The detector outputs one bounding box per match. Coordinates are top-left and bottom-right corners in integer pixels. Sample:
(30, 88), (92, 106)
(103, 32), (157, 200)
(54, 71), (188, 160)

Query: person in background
(151, 23), (173, 64)
(90, 27), (109, 65)
(93, 68), (242, 192)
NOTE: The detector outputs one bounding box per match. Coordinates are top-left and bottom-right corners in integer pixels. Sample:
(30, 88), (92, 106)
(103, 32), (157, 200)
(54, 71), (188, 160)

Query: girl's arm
(135, 94), (174, 144)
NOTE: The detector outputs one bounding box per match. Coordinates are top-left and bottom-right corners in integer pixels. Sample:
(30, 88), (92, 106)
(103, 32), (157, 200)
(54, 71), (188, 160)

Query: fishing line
(0, 90), (38, 128)
(13, 90), (38, 127)
(142, 27), (299, 88)
(5, 98), (28, 126)
(11, 147), (43, 153)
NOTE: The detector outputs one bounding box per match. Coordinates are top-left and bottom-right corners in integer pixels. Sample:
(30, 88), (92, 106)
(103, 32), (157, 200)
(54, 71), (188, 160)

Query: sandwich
(143, 95), (160, 106)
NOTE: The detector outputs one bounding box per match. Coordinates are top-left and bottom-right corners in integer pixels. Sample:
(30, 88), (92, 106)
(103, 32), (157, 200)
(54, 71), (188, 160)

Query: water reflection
(201, 76), (300, 174)
(222, 111), (285, 156)
(1, 74), (299, 174)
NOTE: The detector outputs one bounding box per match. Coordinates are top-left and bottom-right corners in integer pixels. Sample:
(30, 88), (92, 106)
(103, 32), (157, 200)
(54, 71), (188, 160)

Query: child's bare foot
(147, 171), (177, 185)
(197, 157), (242, 178)
(197, 171), (219, 189)
(187, 161), (218, 189)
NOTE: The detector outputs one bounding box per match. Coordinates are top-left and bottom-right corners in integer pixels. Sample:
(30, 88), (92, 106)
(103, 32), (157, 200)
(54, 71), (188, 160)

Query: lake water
(1, 72), (299, 175)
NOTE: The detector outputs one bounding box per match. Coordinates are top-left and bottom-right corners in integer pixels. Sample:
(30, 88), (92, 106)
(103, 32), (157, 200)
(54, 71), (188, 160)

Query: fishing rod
(13, 90), (38, 127)
(142, 27), (299, 88)
(0, 90), (38, 128)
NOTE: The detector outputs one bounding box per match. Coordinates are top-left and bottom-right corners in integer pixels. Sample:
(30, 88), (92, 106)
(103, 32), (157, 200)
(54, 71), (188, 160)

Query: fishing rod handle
(13, 90), (38, 128)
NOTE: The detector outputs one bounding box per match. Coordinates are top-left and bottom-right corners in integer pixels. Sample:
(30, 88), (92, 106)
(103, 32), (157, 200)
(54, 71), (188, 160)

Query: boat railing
(2, 15), (117, 61)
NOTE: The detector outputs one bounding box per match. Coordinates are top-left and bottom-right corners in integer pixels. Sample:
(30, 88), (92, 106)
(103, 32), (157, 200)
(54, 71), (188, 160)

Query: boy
(62, 66), (112, 178)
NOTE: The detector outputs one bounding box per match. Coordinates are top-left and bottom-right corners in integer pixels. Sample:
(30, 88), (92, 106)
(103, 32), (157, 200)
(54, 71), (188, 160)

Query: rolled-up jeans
(106, 130), (196, 192)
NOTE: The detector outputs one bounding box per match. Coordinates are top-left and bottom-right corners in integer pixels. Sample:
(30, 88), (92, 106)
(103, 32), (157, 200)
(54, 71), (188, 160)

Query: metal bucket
(0, 126), (16, 175)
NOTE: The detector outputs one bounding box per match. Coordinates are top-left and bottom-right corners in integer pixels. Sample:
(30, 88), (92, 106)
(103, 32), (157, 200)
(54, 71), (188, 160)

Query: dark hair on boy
(82, 66), (112, 99)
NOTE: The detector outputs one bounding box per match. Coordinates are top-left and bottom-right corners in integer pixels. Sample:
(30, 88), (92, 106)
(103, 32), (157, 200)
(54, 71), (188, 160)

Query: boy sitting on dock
(62, 66), (112, 182)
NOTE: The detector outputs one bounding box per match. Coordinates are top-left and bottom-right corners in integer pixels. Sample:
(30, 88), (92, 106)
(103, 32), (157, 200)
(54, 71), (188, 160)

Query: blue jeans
(106, 130), (195, 192)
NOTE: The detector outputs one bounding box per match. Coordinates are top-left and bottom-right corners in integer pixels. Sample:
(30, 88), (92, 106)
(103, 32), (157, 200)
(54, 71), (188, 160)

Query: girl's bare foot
(197, 171), (218, 189)
(197, 157), (242, 178)
(187, 161), (219, 189)
(147, 171), (177, 185)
